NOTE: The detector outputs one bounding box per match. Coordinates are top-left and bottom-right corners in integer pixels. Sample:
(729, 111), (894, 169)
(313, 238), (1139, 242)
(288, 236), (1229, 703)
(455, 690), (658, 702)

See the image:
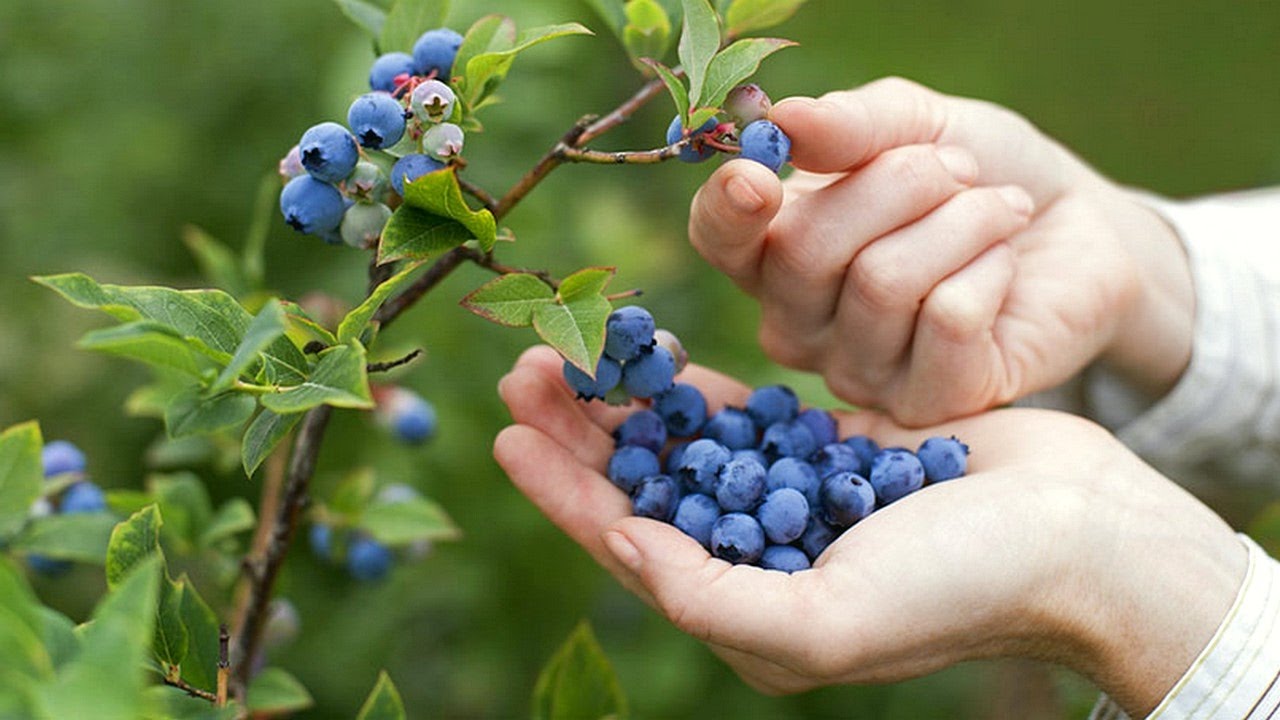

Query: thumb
(688, 159), (783, 289)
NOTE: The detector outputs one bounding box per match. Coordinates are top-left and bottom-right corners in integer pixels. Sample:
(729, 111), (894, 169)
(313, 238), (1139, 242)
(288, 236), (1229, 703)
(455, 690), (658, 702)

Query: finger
(498, 355), (616, 469)
(505, 345), (637, 432)
(828, 185), (1033, 401)
(896, 242), (1019, 425)
(688, 160), (785, 289)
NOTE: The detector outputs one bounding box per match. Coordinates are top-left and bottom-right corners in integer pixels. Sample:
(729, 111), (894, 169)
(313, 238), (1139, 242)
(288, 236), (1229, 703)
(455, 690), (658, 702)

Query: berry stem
(555, 142), (688, 165)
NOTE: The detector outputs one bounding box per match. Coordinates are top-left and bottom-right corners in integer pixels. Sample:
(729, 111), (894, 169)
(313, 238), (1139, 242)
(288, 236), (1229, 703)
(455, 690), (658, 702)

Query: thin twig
(368, 348), (423, 374)
(555, 143), (685, 165)
(458, 247), (559, 291)
(493, 116), (596, 220)
(457, 175), (499, 213)
(217, 624), (229, 707)
(163, 676), (218, 704)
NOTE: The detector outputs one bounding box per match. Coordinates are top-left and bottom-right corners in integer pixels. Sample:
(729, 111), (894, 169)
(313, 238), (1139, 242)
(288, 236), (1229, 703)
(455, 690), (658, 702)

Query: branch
(368, 348), (423, 374)
(163, 676), (218, 704)
(555, 143), (686, 165)
(578, 75), (674, 146)
(457, 175), (499, 214)
(457, 246), (559, 291)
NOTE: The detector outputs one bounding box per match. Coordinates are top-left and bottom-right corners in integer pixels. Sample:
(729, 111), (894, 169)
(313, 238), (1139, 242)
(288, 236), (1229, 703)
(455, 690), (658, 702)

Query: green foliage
(532, 621), (628, 720)
(333, 0), (389, 43)
(460, 273), (556, 327)
(356, 672), (406, 720)
(0, 422), (43, 542)
(240, 410), (302, 477)
(259, 342), (374, 414)
(531, 268), (616, 376)
(247, 667), (314, 714)
(380, 167), (497, 262)
(359, 494), (461, 545)
(9, 513), (117, 564)
(210, 299), (287, 394)
(724, 0), (807, 36)
(454, 21), (594, 111)
(623, 0), (673, 72)
(380, 0), (451, 54)
(678, 0), (721, 109)
(338, 262), (427, 344)
(699, 37), (796, 109)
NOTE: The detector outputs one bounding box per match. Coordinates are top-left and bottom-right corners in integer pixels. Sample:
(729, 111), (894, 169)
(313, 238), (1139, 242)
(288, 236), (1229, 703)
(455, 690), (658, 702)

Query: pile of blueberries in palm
(669, 83), (792, 173)
(568, 306), (970, 573)
(27, 441), (110, 575)
(278, 27), (467, 247)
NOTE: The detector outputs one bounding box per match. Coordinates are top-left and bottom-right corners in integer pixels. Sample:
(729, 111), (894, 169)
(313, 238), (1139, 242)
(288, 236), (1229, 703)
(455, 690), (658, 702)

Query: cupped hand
(494, 346), (1242, 716)
(689, 77), (1193, 425)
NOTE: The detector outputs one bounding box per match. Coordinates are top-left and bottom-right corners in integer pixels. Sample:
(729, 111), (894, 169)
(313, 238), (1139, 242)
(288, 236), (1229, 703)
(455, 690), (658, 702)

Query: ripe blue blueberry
(666, 114), (719, 163)
(811, 443), (862, 479)
(621, 346), (676, 399)
(299, 122), (359, 184)
(714, 456), (767, 513)
(732, 448), (769, 468)
(280, 176), (347, 235)
(347, 92), (406, 150)
(841, 434), (881, 476)
(346, 534), (394, 582)
(375, 386), (437, 444)
(409, 79), (456, 122)
(756, 487), (809, 544)
(917, 436), (970, 482)
(604, 306), (656, 361)
(412, 28), (464, 79)
(674, 438), (731, 496)
(710, 513), (765, 564)
(800, 516), (840, 561)
(631, 475), (681, 522)
(41, 440), (86, 477)
(665, 441), (690, 475)
(27, 554), (71, 576)
(672, 493), (720, 550)
(340, 202), (393, 248)
(701, 407), (757, 450)
(765, 457), (820, 507)
(819, 471), (876, 527)
(760, 420), (817, 463)
(796, 408), (839, 447)
(869, 449), (926, 505)
(60, 482), (106, 514)
(738, 119), (791, 173)
(390, 153), (446, 196)
(613, 409), (668, 454)
(761, 545), (810, 574)
(652, 383), (708, 437)
(423, 122), (465, 159)
(746, 385), (799, 429)
(308, 523), (333, 560)
(369, 51), (417, 92)
(723, 84), (773, 126)
(608, 446), (661, 494)
(563, 356), (623, 401)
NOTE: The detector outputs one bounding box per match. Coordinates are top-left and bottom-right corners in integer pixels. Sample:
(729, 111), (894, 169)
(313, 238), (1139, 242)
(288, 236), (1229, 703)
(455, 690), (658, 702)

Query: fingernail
(996, 185), (1035, 216)
(725, 175), (766, 214)
(603, 530), (641, 572)
(937, 146), (979, 184)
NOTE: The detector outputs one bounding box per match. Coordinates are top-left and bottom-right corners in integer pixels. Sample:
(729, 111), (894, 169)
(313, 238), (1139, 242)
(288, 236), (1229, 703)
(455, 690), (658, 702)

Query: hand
(494, 346), (1244, 716)
(690, 77), (1194, 425)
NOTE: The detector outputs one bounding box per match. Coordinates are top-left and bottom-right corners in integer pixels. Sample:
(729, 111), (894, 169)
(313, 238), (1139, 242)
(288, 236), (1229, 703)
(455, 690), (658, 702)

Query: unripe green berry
(340, 202), (393, 248)
(410, 80), (456, 123)
(343, 161), (390, 202)
(423, 122), (465, 159)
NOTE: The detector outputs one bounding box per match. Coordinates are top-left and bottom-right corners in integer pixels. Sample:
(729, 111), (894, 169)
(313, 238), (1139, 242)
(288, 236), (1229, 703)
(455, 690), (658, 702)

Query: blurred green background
(2, 0), (1278, 717)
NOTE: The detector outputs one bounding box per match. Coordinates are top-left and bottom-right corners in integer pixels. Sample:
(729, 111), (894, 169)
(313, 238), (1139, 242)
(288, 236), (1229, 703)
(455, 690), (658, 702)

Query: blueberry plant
(1, 0), (809, 716)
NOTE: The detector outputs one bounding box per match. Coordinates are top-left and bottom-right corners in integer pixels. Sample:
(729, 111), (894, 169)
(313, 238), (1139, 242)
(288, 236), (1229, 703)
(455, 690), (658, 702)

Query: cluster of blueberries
(668, 83), (792, 173)
(27, 441), (110, 575)
(373, 385), (438, 445)
(309, 483), (430, 582)
(562, 306), (688, 404)
(278, 27), (467, 246)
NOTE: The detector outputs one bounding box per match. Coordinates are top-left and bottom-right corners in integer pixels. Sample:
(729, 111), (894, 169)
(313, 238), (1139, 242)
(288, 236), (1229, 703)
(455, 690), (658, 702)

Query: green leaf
(0, 558), (52, 682)
(247, 667), (314, 714)
(37, 606), (79, 670)
(175, 579), (220, 696)
(679, 0), (721, 107)
(379, 0), (450, 53)
(144, 687), (240, 720)
(400, 167), (497, 252)
(106, 505), (162, 589)
(724, 0), (806, 36)
(582, 0), (626, 39)
(243, 173), (279, 292)
(338, 261), (426, 344)
(209, 299), (286, 393)
(532, 621), (628, 720)
(459, 273), (555, 327)
(10, 512), (117, 563)
(558, 267), (616, 302)
(532, 293), (611, 376)
(199, 499), (255, 549)
(623, 0), (672, 69)
(78, 321), (206, 378)
(359, 496), (461, 546)
(356, 671), (405, 720)
(453, 14), (517, 90)
(281, 300), (338, 347)
(151, 473), (214, 550)
(182, 226), (249, 299)
(700, 37), (796, 109)
(241, 410), (302, 478)
(334, 0), (388, 40)
(0, 422), (43, 541)
(261, 343), (374, 414)
(641, 58), (689, 122)
(164, 386), (258, 440)
(687, 106), (719, 130)
(378, 206), (475, 264)
(328, 468), (377, 519)
(460, 23), (594, 108)
(153, 574), (189, 671)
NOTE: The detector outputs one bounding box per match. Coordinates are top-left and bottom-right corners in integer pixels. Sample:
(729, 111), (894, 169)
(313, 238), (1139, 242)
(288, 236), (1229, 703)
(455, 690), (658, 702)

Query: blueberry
(607, 446), (661, 494)
(760, 545), (810, 574)
(732, 448), (769, 469)
(714, 456), (767, 513)
(746, 385), (799, 429)
(810, 443), (862, 479)
(765, 457), (820, 507)
(375, 386), (437, 444)
(412, 28), (464, 79)
(796, 408), (839, 447)
(369, 51), (417, 92)
(674, 438), (731, 495)
(309, 523), (333, 560)
(563, 356), (623, 401)
(299, 122), (359, 184)
(343, 161), (391, 201)
(841, 434), (881, 476)
(653, 329), (688, 374)
(672, 493), (721, 550)
(666, 114), (719, 163)
(760, 420), (817, 463)
(409, 79), (456, 123)
(652, 383), (708, 437)
(665, 441), (691, 475)
(281, 175), (347, 236)
(799, 516), (840, 561)
(390, 153), (446, 196)
(631, 475), (681, 521)
(613, 410), (667, 454)
(738, 119), (791, 173)
(27, 555), (71, 576)
(917, 436), (970, 483)
(819, 471), (876, 527)
(60, 482), (106, 514)
(756, 488), (809, 544)
(710, 513), (766, 564)
(701, 407), (757, 450)
(346, 534), (394, 582)
(621, 347), (676, 399)
(869, 449), (926, 504)
(347, 92), (407, 150)
(604, 306), (656, 361)
(340, 202), (393, 248)
(41, 440), (86, 477)
(723, 84), (772, 127)
(423, 122), (465, 159)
